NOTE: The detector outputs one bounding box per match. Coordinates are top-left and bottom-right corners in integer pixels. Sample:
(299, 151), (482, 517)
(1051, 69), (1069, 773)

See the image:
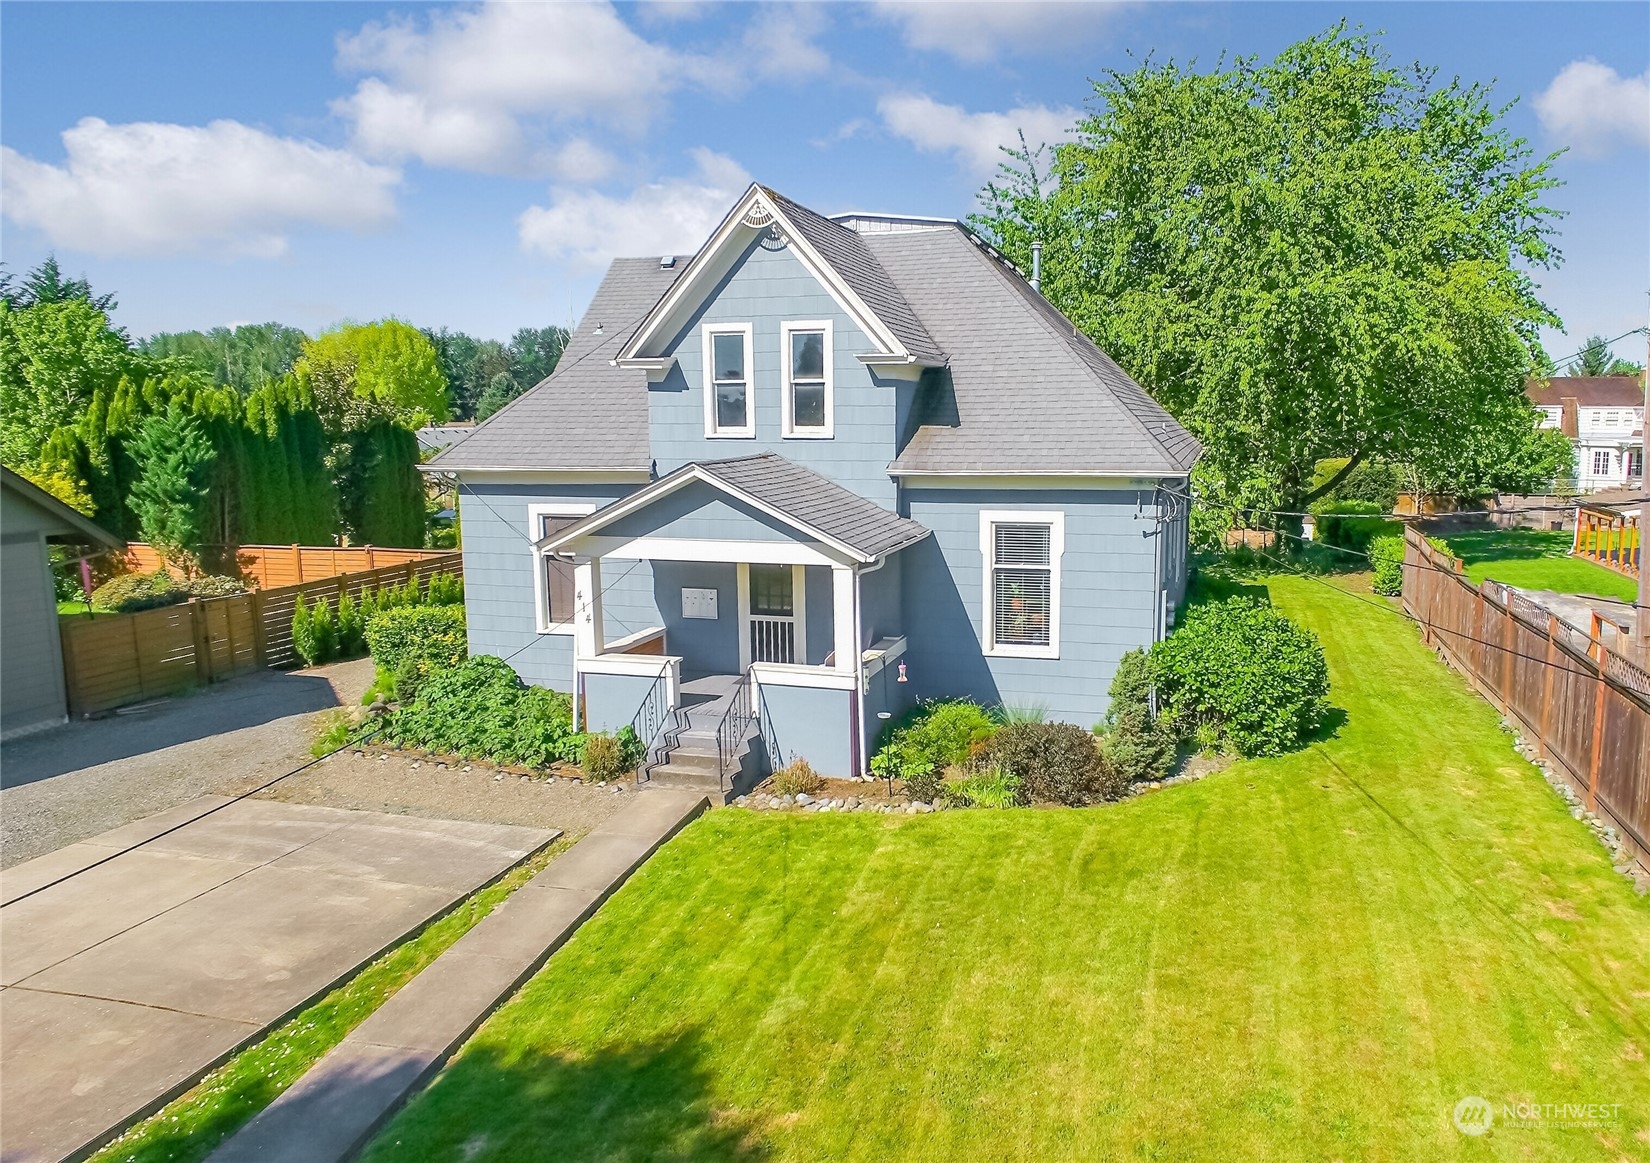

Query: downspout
(853, 555), (891, 775)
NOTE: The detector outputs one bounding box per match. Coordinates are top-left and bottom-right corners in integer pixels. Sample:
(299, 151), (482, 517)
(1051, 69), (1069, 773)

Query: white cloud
(1535, 59), (1650, 159)
(743, 4), (831, 81)
(334, 1), (717, 175)
(872, 1), (1125, 64)
(878, 93), (1077, 177)
(0, 117), (399, 258)
(518, 149), (750, 267)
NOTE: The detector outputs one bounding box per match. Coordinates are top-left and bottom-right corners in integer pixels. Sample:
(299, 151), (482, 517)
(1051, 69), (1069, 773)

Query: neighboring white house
(1528, 375), (1645, 492)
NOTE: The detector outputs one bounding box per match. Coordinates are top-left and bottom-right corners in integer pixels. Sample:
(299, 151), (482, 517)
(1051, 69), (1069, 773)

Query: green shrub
(943, 764), (1025, 809)
(1153, 597), (1329, 757)
(869, 740), (935, 799)
(182, 574), (245, 599)
(383, 656), (575, 768)
(310, 709), (356, 758)
(771, 758), (824, 797)
(1097, 648), (1177, 782)
(308, 597), (339, 665)
(365, 604), (467, 675)
(336, 590), (366, 657)
(878, 699), (997, 770)
(1328, 460), (1403, 510)
(1369, 535), (1406, 596)
(292, 594), (316, 665)
(425, 572), (464, 606)
(987, 720), (1123, 804)
(993, 701), (1049, 726)
(91, 570), (186, 613)
(1313, 502), (1399, 554)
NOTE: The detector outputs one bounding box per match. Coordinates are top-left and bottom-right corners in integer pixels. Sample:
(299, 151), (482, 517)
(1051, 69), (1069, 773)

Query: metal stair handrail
(713, 671), (759, 792)
(626, 663), (680, 784)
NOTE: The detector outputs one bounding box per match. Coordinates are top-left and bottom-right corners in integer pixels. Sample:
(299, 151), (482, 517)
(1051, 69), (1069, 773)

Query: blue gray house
(426, 184), (1197, 790)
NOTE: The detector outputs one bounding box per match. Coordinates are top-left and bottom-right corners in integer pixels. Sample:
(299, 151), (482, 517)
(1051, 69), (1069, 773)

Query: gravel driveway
(0, 659), (375, 868)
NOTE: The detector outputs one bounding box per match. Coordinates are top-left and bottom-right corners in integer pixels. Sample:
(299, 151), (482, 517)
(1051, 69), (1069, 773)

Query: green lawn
(363, 575), (1650, 1162)
(1442, 529), (1638, 602)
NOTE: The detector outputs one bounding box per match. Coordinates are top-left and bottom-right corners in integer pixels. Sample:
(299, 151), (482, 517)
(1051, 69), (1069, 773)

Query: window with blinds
(990, 522), (1052, 648)
(539, 514), (579, 627)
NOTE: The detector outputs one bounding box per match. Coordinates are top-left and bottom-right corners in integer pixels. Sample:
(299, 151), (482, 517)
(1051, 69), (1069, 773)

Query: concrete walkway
(208, 789), (709, 1163)
(0, 798), (553, 1163)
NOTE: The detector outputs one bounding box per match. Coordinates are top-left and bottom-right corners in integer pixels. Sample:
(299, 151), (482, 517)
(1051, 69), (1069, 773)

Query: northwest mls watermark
(1453, 1095), (1623, 1135)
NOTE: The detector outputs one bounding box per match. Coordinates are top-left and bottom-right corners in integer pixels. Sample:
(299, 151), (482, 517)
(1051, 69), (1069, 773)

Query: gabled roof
(616, 184), (943, 375)
(853, 224), (1202, 476)
(1527, 375), (1646, 409)
(539, 453), (930, 564)
(0, 466), (121, 546)
(426, 257), (688, 473)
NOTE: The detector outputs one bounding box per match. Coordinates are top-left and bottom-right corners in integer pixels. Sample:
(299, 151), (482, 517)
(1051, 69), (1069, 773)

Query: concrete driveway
(0, 796), (554, 1163)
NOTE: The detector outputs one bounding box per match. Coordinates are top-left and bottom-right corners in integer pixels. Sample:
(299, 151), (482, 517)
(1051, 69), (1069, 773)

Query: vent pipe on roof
(1030, 240), (1042, 292)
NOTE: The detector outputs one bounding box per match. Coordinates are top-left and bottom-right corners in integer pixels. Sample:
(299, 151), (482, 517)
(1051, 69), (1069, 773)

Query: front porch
(541, 455), (927, 794)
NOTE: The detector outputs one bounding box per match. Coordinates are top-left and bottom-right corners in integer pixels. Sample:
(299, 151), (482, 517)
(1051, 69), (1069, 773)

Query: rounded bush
(182, 574), (245, 599)
(986, 721), (1124, 805)
(878, 699), (997, 770)
(1098, 648), (1177, 783)
(365, 604), (467, 676)
(91, 570), (185, 614)
(1369, 535), (1405, 596)
(1154, 597), (1329, 757)
(383, 655), (575, 769)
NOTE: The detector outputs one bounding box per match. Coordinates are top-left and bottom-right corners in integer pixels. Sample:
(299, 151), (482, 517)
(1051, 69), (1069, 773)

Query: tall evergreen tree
(127, 402), (217, 563)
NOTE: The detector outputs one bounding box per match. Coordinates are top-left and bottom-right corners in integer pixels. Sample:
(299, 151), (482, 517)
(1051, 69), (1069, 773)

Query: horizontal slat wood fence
(60, 553), (462, 717)
(123, 543), (446, 590)
(1401, 528), (1649, 870)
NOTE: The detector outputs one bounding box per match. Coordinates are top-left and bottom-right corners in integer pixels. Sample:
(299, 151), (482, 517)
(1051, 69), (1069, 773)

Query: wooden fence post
(189, 602), (213, 687)
(1539, 615), (1560, 761)
(249, 589), (269, 668)
(293, 545), (304, 584)
(1500, 592), (1514, 701)
(1587, 661), (1607, 813)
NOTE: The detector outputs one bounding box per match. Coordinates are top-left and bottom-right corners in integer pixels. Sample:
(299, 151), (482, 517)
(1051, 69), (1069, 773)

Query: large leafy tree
(0, 255), (118, 313)
(973, 26), (1563, 522)
(296, 319), (449, 435)
(142, 323), (308, 393)
(0, 297), (144, 467)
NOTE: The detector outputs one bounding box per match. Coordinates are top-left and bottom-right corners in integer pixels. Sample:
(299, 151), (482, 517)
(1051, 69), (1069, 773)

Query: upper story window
(979, 510), (1064, 659)
(781, 320), (833, 438)
(703, 323), (754, 438)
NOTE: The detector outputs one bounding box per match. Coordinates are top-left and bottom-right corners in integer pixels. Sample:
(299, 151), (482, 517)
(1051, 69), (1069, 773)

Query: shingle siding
(651, 236), (903, 507)
(899, 488), (1163, 726)
(458, 482), (659, 690)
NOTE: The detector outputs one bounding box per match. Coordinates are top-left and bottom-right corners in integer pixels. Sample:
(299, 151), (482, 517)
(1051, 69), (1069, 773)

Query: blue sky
(3, 1), (1646, 368)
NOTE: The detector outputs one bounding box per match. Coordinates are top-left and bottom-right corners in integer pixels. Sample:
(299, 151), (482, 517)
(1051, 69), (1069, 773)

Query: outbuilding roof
(539, 453), (930, 563)
(0, 466), (121, 546)
(1527, 375), (1646, 409)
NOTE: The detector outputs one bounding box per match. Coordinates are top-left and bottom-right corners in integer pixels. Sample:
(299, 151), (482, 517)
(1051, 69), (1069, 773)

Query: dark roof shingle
(859, 226), (1201, 476)
(427, 257), (688, 472)
(698, 454), (930, 559)
(1527, 376), (1646, 409)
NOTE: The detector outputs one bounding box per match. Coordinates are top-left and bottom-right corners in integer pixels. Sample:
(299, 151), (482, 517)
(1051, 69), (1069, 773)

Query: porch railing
(627, 663), (681, 783)
(749, 615), (796, 664)
(714, 671), (760, 791)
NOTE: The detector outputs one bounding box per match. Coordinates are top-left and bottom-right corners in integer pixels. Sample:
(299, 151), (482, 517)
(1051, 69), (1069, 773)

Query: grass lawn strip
(1442, 529), (1637, 602)
(361, 572), (1650, 1162)
(87, 836), (576, 1163)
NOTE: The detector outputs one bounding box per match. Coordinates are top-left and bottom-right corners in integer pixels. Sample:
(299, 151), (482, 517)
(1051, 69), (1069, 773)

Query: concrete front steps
(642, 675), (761, 798)
(206, 789), (709, 1163)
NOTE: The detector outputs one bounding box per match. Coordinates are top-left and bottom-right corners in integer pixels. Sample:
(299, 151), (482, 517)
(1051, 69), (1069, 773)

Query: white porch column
(574, 556), (605, 659)
(832, 565), (856, 674)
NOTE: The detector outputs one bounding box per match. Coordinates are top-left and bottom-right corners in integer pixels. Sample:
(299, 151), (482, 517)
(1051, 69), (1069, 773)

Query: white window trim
(780, 319), (834, 439)
(528, 502), (598, 634)
(702, 322), (755, 439)
(979, 509), (1065, 659)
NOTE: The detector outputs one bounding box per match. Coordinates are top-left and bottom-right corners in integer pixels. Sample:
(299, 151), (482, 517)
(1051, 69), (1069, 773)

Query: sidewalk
(207, 789), (709, 1163)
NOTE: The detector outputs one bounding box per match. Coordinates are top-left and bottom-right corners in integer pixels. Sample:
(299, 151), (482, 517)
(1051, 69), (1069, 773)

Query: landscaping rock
(795, 793), (814, 806)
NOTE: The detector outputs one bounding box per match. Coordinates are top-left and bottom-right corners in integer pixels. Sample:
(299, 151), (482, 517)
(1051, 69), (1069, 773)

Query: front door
(747, 564), (797, 664)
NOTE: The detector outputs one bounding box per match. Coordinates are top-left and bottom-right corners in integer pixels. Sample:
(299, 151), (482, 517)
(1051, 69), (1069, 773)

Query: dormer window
(703, 323), (754, 437)
(782, 320), (833, 438)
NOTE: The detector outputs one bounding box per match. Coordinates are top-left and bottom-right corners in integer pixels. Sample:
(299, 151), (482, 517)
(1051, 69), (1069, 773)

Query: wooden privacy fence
(123, 542), (448, 590)
(1401, 528), (1649, 868)
(60, 552), (462, 717)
